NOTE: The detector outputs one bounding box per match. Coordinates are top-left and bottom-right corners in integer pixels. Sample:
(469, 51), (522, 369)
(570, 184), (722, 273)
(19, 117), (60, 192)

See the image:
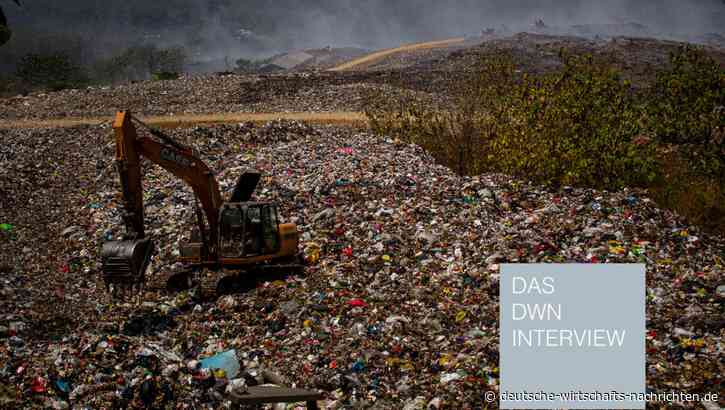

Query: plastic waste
(52, 379), (71, 397)
(226, 378), (247, 394)
(200, 349), (240, 379)
(440, 373), (463, 384)
(348, 299), (367, 308)
(1, 118), (723, 408)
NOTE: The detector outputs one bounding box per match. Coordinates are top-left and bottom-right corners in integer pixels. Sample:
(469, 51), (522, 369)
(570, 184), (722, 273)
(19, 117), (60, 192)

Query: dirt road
(329, 37), (466, 71)
(0, 111), (368, 129)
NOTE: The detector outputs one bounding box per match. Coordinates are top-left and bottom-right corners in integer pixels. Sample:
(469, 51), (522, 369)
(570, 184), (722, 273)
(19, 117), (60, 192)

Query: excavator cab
(219, 202), (280, 258)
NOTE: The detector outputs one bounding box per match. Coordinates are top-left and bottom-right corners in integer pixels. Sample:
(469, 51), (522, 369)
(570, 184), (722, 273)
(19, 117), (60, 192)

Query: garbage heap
(0, 121), (723, 409)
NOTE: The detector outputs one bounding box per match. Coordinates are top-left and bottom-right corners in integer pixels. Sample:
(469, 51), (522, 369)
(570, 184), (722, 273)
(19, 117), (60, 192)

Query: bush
(0, 4), (10, 46)
(368, 51), (657, 189)
(645, 46), (725, 229)
(367, 55), (516, 176)
(646, 46), (725, 184)
(366, 47), (725, 232)
(0, 25), (10, 46)
(0, 74), (18, 96)
(500, 54), (657, 188)
(16, 52), (88, 90)
(153, 47), (186, 74)
(92, 45), (186, 84)
(151, 71), (180, 81)
(235, 58), (264, 73)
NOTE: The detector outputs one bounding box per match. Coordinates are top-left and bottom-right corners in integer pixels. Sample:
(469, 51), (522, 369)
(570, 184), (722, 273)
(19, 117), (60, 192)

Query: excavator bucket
(101, 239), (154, 292)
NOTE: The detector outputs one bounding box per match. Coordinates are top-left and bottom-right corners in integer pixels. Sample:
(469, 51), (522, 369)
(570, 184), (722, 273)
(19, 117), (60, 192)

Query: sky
(2, 0), (724, 63)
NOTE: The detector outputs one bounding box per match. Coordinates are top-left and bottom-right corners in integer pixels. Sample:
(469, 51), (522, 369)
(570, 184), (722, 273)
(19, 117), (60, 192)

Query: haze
(2, 0), (724, 69)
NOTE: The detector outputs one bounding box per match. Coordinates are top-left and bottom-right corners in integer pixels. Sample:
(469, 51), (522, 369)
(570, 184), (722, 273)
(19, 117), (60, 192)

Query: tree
(0, 0), (21, 47)
(16, 52), (88, 90)
(91, 45), (186, 84)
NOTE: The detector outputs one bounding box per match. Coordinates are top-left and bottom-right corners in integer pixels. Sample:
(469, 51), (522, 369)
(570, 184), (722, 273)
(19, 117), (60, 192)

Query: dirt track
(329, 37), (466, 71)
(0, 111), (368, 129)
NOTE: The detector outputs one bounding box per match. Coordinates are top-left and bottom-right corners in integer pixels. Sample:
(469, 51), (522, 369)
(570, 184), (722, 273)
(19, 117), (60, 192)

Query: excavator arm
(112, 111), (223, 246)
(102, 111), (223, 291)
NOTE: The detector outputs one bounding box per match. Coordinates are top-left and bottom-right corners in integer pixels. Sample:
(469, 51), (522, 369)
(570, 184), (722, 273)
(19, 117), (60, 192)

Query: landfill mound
(4, 33), (723, 123)
(1, 121), (723, 409)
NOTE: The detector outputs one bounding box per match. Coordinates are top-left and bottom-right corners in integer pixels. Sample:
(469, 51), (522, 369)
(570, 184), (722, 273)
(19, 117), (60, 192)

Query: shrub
(152, 71), (180, 81)
(16, 52), (88, 90)
(0, 74), (25, 97)
(368, 51), (657, 189)
(153, 47), (186, 74)
(235, 58), (264, 73)
(0, 4), (10, 46)
(645, 46), (725, 229)
(499, 54), (657, 188)
(367, 55), (518, 176)
(0, 25), (10, 46)
(92, 45), (186, 84)
(646, 45), (725, 185)
(366, 47), (725, 232)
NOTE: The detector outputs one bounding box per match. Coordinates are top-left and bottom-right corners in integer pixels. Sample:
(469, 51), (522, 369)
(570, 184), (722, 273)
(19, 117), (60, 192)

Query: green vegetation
(0, 5), (11, 46)
(234, 57), (272, 73)
(0, 1), (22, 47)
(0, 25), (10, 46)
(16, 52), (88, 90)
(0, 44), (187, 95)
(645, 47), (725, 229)
(235, 58), (263, 73)
(367, 46), (725, 231)
(92, 45), (186, 84)
(151, 71), (180, 81)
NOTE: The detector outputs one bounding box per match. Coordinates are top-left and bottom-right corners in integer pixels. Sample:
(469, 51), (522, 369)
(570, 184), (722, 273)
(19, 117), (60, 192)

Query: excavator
(100, 111), (303, 298)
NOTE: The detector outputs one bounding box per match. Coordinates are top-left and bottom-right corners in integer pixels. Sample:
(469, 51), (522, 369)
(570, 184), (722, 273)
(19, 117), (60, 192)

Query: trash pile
(250, 119), (320, 144)
(1, 121), (723, 409)
(0, 71), (439, 121)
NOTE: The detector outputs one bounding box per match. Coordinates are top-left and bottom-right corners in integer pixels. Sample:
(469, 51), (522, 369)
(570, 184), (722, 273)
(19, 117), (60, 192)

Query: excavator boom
(102, 111), (223, 291)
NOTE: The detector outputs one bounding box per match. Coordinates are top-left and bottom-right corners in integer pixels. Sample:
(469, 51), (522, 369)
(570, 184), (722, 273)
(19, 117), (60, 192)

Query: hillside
(2, 33), (723, 121)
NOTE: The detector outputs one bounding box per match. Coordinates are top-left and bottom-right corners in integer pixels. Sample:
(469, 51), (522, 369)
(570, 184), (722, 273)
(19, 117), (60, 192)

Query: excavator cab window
(220, 204), (279, 257)
(261, 205), (280, 253)
(244, 206), (263, 255)
(220, 206), (244, 257)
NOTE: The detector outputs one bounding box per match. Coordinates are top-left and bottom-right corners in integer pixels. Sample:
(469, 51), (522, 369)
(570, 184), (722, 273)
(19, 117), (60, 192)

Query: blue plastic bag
(200, 349), (240, 379)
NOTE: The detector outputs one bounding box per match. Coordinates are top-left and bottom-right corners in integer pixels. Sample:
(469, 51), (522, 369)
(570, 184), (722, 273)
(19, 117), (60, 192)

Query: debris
(200, 349), (241, 379)
(0, 119), (722, 408)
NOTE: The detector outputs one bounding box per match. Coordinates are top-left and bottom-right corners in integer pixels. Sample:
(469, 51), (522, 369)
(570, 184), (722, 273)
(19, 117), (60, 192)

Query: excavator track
(197, 263), (305, 300)
(142, 269), (220, 298)
(144, 269), (193, 293)
(141, 261), (305, 299)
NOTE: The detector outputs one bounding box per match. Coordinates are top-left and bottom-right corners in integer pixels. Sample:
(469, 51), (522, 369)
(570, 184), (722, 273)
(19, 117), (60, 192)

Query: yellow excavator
(101, 111), (303, 298)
